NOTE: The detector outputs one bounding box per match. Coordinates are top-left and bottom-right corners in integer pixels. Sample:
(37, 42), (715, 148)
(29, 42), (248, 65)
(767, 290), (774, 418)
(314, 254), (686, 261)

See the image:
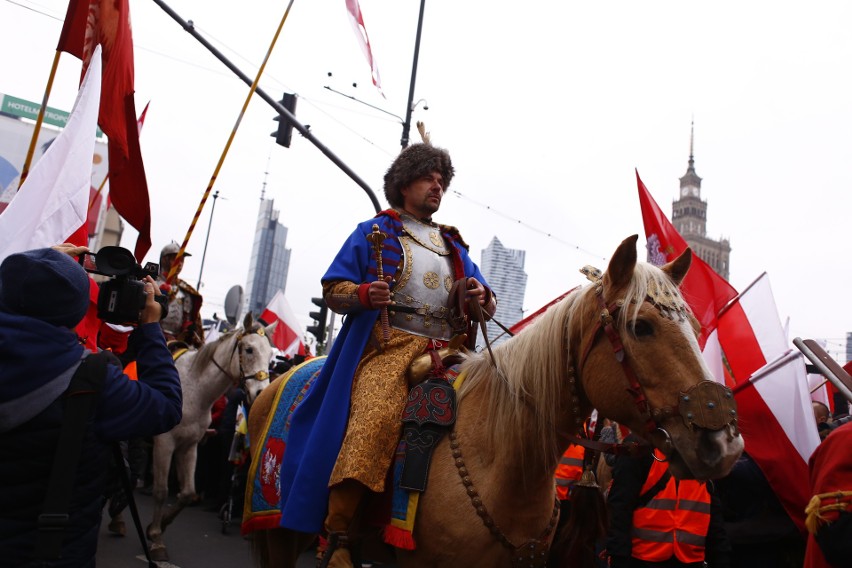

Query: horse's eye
(245, 347), (254, 354)
(629, 320), (654, 338)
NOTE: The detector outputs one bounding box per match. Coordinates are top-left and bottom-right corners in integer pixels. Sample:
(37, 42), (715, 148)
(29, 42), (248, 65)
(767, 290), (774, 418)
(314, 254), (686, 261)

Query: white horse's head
(238, 312), (277, 406)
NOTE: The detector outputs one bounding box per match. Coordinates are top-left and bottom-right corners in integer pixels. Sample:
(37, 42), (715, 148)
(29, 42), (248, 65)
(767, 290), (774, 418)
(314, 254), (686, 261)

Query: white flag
(260, 290), (306, 358)
(0, 45), (102, 262)
(345, 0), (384, 97)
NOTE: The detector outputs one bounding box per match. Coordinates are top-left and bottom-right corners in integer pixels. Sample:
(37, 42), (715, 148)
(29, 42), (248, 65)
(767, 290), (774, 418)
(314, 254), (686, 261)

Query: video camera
(78, 246), (168, 325)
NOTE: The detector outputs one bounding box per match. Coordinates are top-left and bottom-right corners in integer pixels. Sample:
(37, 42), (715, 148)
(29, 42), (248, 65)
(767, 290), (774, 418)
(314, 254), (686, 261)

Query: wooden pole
(19, 50), (62, 188)
(165, 0), (296, 285)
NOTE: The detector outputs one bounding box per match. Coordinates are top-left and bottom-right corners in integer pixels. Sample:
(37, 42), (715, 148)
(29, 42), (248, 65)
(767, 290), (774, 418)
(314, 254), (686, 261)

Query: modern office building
(244, 197), (292, 317)
(670, 124), (731, 279)
(480, 236), (527, 346)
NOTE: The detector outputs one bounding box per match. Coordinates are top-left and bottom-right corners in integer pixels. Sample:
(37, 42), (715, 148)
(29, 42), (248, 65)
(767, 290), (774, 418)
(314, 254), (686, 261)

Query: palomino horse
(246, 235), (744, 567)
(147, 313), (276, 561)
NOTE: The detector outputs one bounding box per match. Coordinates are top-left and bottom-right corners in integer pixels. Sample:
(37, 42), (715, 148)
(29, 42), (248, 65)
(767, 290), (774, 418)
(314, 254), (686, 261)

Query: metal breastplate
(389, 218), (455, 340)
(158, 279), (189, 336)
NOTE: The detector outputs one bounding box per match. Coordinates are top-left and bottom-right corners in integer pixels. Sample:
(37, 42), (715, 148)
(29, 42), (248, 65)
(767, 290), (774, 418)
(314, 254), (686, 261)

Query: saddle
(399, 338), (468, 492)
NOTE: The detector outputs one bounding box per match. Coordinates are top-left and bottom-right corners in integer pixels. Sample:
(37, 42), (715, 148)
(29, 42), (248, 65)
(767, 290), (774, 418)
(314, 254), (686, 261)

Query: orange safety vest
(555, 444), (585, 501)
(124, 361), (138, 381)
(631, 449), (712, 563)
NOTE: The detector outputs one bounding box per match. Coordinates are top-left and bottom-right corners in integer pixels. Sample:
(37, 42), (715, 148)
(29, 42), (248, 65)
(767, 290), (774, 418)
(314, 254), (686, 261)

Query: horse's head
(575, 235), (743, 480)
(237, 312), (277, 406)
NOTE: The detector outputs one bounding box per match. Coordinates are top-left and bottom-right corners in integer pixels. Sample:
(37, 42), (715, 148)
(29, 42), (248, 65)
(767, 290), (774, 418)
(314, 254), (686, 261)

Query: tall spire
(687, 117), (695, 172)
(260, 153), (271, 200)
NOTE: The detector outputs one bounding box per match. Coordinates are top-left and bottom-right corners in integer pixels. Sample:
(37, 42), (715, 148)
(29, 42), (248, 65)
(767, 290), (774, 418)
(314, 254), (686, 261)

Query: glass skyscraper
(244, 198), (292, 318)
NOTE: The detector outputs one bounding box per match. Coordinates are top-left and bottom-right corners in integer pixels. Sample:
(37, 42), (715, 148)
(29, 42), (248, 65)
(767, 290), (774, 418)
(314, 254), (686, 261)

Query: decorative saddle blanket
(241, 356), (326, 535)
(241, 356), (465, 550)
(386, 366), (465, 550)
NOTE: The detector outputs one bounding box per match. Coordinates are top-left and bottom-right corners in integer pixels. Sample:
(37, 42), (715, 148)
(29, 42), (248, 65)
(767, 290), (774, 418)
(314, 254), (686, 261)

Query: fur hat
(383, 143), (455, 208)
(0, 247), (90, 327)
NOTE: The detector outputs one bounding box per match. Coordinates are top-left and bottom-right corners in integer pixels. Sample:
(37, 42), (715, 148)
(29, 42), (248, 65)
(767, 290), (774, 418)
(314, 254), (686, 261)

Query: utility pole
(400, 0), (427, 149)
(196, 190), (220, 290)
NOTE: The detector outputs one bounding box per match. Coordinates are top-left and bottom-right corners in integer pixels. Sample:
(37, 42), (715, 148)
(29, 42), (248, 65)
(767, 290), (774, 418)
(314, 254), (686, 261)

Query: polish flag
(0, 46), (102, 261)
(260, 290), (306, 357)
(345, 0), (384, 97)
(636, 171), (737, 348)
(718, 272), (820, 533)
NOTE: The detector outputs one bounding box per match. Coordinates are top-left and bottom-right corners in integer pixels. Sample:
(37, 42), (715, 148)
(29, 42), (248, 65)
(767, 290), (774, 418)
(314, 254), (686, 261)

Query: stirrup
(316, 531), (350, 568)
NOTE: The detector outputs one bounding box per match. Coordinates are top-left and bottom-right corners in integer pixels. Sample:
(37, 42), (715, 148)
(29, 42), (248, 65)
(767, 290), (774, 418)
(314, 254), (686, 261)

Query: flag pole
(18, 51), (62, 188)
(165, 0), (296, 285)
(89, 174), (109, 210)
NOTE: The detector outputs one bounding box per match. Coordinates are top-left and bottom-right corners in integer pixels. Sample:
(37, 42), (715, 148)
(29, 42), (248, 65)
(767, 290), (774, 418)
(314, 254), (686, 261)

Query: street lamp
(196, 190), (222, 290)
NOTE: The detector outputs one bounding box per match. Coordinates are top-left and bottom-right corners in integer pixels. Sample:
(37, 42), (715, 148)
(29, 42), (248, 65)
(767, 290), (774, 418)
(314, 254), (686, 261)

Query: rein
(210, 327), (270, 388)
(566, 268), (738, 459)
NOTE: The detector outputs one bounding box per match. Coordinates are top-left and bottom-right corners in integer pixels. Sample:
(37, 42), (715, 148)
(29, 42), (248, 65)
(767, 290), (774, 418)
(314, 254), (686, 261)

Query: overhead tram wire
(450, 189), (608, 262)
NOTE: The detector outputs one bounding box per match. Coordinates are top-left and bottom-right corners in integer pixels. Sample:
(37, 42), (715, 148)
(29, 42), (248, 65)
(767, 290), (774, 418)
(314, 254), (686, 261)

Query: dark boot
(317, 480), (367, 568)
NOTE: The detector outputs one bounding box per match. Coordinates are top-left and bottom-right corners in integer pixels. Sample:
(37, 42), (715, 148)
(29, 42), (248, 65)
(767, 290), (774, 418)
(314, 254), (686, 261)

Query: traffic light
(271, 92), (297, 148)
(307, 296), (328, 345)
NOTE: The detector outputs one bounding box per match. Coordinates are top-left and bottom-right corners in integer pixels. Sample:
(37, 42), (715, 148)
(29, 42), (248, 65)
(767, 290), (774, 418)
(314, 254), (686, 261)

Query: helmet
(160, 241), (191, 261)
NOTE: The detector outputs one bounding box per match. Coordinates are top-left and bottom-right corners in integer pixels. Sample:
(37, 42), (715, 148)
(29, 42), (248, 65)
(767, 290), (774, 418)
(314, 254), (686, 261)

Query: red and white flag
(345, 0), (384, 97)
(58, 0), (152, 261)
(718, 272), (820, 533)
(260, 290), (306, 358)
(636, 170), (738, 348)
(0, 46), (102, 261)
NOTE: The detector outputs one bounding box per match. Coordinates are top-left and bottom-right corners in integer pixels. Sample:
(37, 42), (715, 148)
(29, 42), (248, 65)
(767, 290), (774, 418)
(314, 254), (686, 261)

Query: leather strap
(37, 352), (109, 560)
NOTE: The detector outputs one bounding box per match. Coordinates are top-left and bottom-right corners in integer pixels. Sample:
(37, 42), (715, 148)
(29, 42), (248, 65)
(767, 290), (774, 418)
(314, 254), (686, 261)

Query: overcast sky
(2, 0), (851, 361)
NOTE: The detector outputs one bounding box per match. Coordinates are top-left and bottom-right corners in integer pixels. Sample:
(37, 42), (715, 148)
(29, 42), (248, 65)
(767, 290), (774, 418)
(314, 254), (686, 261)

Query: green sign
(0, 93), (103, 137)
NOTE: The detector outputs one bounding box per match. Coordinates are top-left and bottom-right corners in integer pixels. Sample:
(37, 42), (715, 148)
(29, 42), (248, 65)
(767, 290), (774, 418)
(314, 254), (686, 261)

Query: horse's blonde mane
(456, 260), (691, 475)
(190, 330), (238, 374)
(457, 286), (589, 474)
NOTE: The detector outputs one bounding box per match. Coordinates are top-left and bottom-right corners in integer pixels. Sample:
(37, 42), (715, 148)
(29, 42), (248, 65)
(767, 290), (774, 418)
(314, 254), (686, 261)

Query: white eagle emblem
(646, 234), (668, 267)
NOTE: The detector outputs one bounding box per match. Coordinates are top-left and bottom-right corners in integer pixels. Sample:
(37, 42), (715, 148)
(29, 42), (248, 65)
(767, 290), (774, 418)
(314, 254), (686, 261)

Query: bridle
(210, 327), (271, 388)
(565, 266), (739, 459)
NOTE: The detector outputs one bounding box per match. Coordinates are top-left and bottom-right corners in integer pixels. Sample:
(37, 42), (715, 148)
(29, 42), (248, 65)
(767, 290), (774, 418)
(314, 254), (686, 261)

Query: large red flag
(57, 0), (151, 261)
(636, 170), (737, 347)
(718, 273), (820, 533)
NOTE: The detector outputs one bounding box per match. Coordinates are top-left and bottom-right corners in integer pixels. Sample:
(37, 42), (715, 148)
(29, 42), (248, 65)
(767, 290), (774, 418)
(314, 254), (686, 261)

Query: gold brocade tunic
(328, 323), (428, 490)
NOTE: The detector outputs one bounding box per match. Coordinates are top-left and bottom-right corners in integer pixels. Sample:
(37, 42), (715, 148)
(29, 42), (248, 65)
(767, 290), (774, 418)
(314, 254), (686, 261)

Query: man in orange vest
(605, 435), (731, 568)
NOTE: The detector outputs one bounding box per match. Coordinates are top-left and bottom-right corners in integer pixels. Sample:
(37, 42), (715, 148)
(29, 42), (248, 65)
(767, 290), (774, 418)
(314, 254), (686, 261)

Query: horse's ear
(243, 311), (253, 330)
(662, 247), (692, 287)
(264, 320), (278, 342)
(604, 235), (639, 290)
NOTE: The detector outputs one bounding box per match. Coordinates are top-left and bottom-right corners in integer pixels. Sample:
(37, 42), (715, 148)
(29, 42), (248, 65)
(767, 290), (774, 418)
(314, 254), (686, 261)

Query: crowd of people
(1, 141), (851, 568)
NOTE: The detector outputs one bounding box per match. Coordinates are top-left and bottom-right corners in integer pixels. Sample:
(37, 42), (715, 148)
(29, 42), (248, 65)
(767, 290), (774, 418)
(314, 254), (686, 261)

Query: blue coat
(278, 210), (488, 533)
(0, 314), (182, 567)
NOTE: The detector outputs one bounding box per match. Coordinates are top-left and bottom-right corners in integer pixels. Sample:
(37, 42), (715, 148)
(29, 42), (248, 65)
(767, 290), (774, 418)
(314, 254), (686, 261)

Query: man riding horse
(277, 143), (497, 567)
(156, 242), (204, 349)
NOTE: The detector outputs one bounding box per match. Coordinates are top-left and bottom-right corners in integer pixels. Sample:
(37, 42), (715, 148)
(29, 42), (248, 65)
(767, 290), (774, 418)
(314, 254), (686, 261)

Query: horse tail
(549, 483), (609, 568)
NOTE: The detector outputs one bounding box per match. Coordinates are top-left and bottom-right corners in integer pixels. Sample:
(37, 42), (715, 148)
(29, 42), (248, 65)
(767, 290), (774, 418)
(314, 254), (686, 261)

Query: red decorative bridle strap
(578, 288), (657, 434)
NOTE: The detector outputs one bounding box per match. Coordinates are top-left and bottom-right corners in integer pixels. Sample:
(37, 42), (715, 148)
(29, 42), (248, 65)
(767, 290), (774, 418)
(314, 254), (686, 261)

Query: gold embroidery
(444, 275), (454, 291)
(423, 271), (439, 289)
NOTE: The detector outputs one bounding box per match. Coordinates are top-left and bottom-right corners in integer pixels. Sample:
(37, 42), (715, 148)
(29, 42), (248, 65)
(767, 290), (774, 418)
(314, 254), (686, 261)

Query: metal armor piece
(160, 285), (190, 336)
(389, 217), (455, 340)
(678, 380), (738, 432)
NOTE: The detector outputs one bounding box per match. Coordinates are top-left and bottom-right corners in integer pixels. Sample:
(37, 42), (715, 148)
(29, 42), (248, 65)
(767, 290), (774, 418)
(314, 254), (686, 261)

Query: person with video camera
(0, 245), (182, 567)
(156, 241), (204, 349)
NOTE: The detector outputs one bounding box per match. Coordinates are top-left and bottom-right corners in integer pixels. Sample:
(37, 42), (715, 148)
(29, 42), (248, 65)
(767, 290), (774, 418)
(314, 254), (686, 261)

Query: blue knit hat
(0, 248), (90, 327)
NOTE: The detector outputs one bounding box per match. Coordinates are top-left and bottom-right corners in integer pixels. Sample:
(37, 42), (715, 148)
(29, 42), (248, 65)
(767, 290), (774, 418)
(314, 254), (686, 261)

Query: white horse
(147, 312), (276, 561)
